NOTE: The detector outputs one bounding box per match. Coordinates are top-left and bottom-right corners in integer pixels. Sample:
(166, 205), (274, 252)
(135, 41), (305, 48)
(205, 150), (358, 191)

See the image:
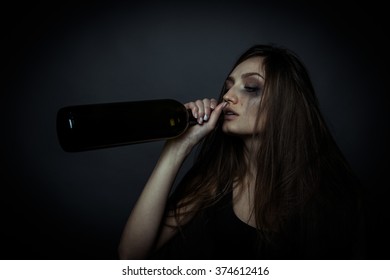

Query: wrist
(164, 138), (195, 159)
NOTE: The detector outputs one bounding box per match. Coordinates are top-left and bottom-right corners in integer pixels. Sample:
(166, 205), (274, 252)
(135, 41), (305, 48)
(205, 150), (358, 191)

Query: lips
(223, 108), (239, 120)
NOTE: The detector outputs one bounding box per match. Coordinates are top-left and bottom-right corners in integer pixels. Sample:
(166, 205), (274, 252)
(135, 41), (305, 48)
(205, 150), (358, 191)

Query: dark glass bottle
(56, 99), (197, 152)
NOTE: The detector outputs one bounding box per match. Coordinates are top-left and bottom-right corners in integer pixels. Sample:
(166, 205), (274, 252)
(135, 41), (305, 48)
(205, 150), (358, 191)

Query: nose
(223, 88), (238, 104)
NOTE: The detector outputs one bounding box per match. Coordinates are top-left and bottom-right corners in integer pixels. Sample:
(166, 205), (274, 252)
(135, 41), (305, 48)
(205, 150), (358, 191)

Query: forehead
(230, 56), (264, 77)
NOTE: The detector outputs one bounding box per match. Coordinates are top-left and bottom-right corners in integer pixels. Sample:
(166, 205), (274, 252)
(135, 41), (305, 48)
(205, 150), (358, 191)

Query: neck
(242, 137), (260, 179)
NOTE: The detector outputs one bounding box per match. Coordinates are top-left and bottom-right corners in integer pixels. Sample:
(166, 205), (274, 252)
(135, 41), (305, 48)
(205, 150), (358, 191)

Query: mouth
(223, 108), (239, 116)
(223, 108), (239, 120)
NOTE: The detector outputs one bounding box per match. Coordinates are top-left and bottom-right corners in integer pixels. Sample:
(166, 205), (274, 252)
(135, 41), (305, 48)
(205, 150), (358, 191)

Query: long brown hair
(168, 44), (362, 247)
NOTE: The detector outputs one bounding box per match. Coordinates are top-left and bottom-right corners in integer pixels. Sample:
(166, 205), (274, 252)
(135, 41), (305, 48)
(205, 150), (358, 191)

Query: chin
(222, 124), (261, 138)
(222, 124), (238, 135)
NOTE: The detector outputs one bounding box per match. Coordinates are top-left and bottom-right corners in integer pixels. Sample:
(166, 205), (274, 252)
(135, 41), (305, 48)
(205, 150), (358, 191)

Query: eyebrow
(227, 72), (265, 82)
(242, 72), (265, 79)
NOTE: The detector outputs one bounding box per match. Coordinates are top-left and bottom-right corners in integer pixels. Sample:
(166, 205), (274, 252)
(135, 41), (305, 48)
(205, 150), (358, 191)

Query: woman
(118, 44), (365, 259)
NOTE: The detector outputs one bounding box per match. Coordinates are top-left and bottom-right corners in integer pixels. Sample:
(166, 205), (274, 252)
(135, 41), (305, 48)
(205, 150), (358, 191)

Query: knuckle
(186, 101), (195, 107)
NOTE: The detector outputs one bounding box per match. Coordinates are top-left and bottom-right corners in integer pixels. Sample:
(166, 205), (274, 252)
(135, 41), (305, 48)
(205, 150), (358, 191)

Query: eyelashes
(224, 84), (263, 95)
(244, 86), (261, 93)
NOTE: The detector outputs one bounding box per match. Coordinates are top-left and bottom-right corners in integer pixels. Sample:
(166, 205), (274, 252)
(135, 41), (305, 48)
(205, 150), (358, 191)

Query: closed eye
(244, 86), (261, 93)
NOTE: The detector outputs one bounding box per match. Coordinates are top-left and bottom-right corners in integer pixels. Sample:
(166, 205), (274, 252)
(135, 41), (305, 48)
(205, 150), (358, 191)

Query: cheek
(246, 98), (263, 131)
(256, 108), (268, 133)
(246, 98), (261, 117)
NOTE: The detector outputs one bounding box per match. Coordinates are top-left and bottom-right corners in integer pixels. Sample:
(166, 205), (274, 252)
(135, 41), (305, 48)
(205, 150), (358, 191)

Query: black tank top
(149, 191), (263, 259)
(150, 183), (365, 259)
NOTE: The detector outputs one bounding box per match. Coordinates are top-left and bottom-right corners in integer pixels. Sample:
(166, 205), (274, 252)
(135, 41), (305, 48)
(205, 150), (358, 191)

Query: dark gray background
(2, 0), (389, 259)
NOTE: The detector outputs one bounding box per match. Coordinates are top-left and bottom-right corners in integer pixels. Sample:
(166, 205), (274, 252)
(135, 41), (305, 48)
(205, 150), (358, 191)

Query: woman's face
(222, 56), (265, 138)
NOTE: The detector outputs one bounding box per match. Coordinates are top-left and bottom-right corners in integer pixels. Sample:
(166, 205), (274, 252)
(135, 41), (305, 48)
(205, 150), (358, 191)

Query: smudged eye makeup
(224, 82), (262, 95)
(244, 84), (261, 94)
(243, 75), (263, 95)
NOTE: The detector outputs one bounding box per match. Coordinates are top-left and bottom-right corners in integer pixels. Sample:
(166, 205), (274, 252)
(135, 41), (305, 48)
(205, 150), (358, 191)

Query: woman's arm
(118, 99), (226, 259)
(118, 140), (191, 259)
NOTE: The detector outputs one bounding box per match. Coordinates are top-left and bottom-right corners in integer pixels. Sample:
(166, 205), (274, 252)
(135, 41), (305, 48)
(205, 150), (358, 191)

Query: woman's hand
(166, 98), (227, 152)
(186, 98), (219, 125)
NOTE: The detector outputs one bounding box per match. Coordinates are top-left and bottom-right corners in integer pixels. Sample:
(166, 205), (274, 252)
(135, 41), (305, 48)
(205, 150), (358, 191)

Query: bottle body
(57, 99), (196, 152)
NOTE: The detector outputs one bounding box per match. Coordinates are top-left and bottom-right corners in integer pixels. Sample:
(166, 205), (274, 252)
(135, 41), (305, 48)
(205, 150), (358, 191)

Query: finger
(184, 102), (198, 119)
(210, 98), (218, 110)
(207, 101), (228, 126)
(202, 98), (211, 121)
(195, 100), (205, 124)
